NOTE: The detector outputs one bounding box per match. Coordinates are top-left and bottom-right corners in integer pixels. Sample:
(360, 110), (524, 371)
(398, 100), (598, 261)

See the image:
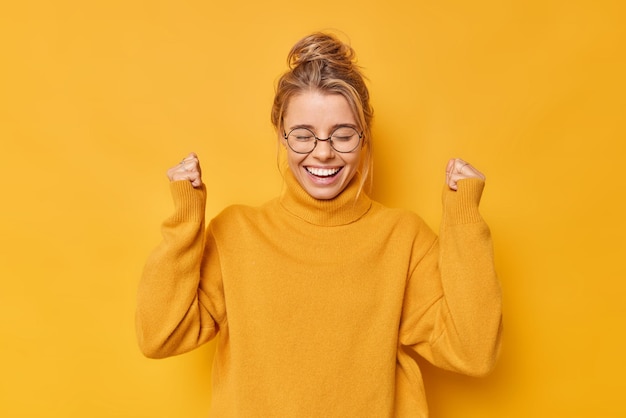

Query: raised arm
(136, 153), (223, 358)
(399, 159), (502, 376)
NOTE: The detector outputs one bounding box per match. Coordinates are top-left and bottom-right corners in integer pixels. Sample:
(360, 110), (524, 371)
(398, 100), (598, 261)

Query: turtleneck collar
(278, 166), (372, 226)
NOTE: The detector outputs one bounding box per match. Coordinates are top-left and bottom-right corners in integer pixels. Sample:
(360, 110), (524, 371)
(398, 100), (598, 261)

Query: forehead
(284, 91), (356, 129)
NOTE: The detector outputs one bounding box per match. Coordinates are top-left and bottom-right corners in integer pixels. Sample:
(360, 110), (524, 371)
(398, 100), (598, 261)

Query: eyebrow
(287, 123), (359, 132)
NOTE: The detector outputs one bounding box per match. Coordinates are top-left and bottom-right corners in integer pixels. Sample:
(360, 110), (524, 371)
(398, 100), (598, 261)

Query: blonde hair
(271, 32), (374, 195)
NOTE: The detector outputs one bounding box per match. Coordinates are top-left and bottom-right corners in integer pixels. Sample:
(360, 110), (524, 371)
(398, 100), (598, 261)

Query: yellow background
(1, 0), (624, 417)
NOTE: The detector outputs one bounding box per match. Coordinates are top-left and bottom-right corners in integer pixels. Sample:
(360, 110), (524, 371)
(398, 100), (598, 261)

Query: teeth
(306, 167), (340, 177)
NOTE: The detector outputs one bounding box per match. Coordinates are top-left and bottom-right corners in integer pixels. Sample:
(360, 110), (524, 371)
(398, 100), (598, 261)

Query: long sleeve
(135, 181), (223, 359)
(399, 178), (502, 377)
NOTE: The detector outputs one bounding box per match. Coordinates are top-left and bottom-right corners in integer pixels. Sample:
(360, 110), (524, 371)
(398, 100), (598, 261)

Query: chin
(306, 188), (342, 200)
(300, 170), (354, 200)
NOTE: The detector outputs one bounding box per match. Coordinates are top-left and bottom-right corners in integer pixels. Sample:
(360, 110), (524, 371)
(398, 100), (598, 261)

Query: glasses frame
(283, 126), (363, 154)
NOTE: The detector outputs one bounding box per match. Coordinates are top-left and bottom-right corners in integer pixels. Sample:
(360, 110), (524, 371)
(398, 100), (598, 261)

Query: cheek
(346, 151), (363, 171)
(286, 149), (306, 170)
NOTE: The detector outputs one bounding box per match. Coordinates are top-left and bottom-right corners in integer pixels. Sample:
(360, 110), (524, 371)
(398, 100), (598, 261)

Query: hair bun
(288, 32), (356, 70)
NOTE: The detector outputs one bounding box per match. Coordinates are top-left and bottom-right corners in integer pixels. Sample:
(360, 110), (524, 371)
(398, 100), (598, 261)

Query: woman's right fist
(167, 152), (203, 188)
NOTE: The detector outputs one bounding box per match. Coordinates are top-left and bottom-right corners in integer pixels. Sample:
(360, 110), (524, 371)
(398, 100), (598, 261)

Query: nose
(311, 138), (335, 160)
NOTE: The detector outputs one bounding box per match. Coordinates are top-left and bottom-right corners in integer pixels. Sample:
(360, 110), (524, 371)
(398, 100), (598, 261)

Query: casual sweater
(136, 168), (502, 418)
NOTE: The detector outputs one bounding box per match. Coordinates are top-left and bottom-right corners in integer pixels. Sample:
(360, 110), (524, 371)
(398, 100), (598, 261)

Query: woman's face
(282, 91), (363, 200)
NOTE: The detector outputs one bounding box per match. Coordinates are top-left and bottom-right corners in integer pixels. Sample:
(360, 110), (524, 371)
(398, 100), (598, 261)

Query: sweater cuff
(169, 180), (207, 222)
(442, 178), (485, 225)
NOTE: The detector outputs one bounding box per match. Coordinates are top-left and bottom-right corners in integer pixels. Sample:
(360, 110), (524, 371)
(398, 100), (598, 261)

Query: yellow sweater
(136, 169), (502, 418)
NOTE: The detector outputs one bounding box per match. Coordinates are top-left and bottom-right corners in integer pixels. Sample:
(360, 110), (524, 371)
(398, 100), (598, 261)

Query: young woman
(136, 32), (502, 418)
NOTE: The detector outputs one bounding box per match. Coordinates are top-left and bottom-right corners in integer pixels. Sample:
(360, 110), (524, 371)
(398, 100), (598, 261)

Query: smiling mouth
(305, 167), (342, 178)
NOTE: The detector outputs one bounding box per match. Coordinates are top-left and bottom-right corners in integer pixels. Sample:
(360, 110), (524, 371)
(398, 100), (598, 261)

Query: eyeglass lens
(286, 127), (361, 153)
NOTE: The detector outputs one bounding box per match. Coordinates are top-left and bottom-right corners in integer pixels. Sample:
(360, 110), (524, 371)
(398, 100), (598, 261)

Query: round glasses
(283, 126), (363, 154)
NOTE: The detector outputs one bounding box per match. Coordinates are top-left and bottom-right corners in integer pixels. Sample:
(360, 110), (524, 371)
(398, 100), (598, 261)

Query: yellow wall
(1, 0), (624, 417)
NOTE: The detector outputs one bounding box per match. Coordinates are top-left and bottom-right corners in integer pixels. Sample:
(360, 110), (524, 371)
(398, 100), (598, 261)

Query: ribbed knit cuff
(169, 180), (207, 222)
(442, 178), (485, 225)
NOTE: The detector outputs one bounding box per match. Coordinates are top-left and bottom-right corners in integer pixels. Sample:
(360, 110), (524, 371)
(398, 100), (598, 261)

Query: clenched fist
(167, 152), (203, 188)
(445, 158), (485, 191)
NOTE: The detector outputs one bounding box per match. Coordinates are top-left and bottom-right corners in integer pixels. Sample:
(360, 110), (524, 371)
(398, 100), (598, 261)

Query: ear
(278, 132), (287, 148)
